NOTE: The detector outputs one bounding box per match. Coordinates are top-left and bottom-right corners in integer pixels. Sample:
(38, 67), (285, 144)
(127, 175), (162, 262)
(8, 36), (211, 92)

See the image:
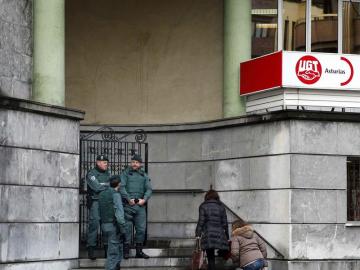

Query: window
(251, 0), (360, 55)
(311, 0), (338, 52)
(283, 0), (307, 51)
(252, 0), (278, 58)
(343, 1), (360, 54)
(347, 157), (360, 221)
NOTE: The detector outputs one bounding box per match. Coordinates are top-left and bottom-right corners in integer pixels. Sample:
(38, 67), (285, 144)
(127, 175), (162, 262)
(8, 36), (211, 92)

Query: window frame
(277, 0), (359, 53)
(346, 157), (360, 224)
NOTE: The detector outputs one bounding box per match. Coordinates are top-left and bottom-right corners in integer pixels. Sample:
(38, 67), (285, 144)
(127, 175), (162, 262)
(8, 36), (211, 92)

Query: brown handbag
(191, 237), (208, 270)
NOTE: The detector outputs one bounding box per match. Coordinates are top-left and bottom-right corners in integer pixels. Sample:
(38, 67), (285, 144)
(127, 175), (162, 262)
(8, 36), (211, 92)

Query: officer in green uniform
(120, 154), (152, 259)
(86, 154), (111, 260)
(99, 175), (126, 270)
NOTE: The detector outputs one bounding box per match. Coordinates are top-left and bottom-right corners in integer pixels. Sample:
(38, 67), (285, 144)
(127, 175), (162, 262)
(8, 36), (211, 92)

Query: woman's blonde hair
(232, 219), (249, 231)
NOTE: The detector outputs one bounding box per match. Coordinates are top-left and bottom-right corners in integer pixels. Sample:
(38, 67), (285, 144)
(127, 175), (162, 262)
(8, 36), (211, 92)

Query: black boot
(88, 247), (96, 260)
(115, 262), (121, 270)
(123, 243), (130, 259)
(104, 245), (108, 258)
(135, 243), (150, 259)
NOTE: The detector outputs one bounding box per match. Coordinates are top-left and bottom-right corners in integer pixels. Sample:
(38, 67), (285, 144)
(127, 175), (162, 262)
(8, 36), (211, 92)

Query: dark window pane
(311, 0), (338, 53)
(252, 0), (278, 58)
(347, 157), (360, 221)
(284, 0), (306, 51)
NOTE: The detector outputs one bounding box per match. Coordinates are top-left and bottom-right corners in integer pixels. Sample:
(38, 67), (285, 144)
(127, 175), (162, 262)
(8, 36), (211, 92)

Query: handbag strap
(195, 237), (201, 251)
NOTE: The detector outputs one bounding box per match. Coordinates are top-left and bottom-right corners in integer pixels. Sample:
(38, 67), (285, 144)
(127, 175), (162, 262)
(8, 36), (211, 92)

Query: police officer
(86, 154), (110, 260)
(99, 175), (126, 270)
(120, 154), (152, 259)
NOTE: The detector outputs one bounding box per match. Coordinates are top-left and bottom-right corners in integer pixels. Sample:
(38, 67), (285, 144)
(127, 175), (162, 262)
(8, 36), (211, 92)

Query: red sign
(240, 51), (359, 95)
(295, 55), (322, 84)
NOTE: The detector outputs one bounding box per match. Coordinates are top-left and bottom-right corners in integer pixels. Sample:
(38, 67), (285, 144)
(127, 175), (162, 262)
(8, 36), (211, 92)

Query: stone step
(78, 258), (238, 269)
(80, 247), (194, 259)
(72, 266), (190, 270)
(79, 257), (191, 268)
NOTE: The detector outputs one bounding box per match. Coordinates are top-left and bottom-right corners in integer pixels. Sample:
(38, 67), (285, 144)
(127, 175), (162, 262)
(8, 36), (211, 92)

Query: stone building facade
(1, 0), (360, 270)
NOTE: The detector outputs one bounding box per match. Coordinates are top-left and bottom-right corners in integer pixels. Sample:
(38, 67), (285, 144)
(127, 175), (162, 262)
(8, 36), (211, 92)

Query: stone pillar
(223, 0), (251, 117)
(33, 0), (65, 106)
(0, 97), (84, 269)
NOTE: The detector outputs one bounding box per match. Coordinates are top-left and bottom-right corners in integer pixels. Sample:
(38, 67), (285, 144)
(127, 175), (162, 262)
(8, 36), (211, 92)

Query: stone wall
(81, 111), (360, 269)
(65, 0), (223, 124)
(0, 97), (84, 270)
(0, 0), (32, 99)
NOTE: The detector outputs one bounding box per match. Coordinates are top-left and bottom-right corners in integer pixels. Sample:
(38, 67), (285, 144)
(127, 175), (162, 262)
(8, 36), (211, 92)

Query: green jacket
(98, 187), (126, 227)
(86, 167), (110, 200)
(120, 167), (152, 202)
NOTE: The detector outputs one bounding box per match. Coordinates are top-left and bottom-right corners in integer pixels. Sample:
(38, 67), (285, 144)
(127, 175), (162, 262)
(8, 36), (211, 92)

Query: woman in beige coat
(230, 220), (267, 270)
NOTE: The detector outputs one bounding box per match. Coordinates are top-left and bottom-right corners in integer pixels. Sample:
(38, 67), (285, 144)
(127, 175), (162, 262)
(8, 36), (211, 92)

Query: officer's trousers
(101, 223), (123, 270)
(87, 200), (100, 247)
(124, 204), (146, 244)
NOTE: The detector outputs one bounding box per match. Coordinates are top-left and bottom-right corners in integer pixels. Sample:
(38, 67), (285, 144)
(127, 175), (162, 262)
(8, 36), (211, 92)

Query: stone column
(223, 0), (251, 117)
(33, 0), (65, 106)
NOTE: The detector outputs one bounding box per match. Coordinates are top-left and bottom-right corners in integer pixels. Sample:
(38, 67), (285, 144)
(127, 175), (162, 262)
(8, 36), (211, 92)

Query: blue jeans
(242, 259), (265, 270)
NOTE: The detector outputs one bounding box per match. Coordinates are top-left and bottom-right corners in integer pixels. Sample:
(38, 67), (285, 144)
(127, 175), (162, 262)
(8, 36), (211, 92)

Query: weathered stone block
(268, 260), (289, 270)
(147, 134), (168, 162)
(184, 161), (213, 190)
(291, 190), (346, 223)
(336, 122), (360, 155)
(219, 190), (290, 223)
(149, 161), (213, 190)
(148, 193), (203, 222)
(289, 260), (360, 270)
(147, 222), (197, 238)
(201, 129), (232, 160)
(290, 155), (346, 189)
(253, 224), (290, 258)
(0, 146), (78, 188)
(290, 121), (338, 154)
(0, 223), (79, 262)
(148, 163), (186, 190)
(250, 155), (290, 189)
(0, 110), (80, 153)
(290, 224), (360, 259)
(0, 20), (32, 55)
(231, 121), (290, 158)
(215, 159), (250, 190)
(0, 0), (32, 27)
(0, 185), (78, 222)
(167, 132), (202, 161)
(59, 224), (79, 259)
(0, 260), (78, 270)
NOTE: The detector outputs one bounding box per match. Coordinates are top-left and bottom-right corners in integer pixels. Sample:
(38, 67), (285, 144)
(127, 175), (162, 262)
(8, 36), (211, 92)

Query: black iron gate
(79, 127), (148, 248)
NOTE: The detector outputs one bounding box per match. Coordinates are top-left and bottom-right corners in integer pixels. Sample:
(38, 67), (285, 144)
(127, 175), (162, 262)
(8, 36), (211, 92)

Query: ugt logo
(295, 55), (322, 84)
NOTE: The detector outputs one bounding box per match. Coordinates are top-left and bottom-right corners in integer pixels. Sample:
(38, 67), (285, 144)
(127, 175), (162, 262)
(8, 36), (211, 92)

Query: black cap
(96, 155), (109, 161)
(131, 154), (142, 163)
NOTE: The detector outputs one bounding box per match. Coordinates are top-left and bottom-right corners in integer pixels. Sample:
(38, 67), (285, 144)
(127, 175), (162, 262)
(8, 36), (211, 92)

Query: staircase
(74, 238), (237, 270)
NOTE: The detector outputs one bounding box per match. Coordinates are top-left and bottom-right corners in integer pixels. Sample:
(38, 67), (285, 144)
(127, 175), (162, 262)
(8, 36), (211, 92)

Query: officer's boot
(135, 243), (150, 259)
(103, 245), (108, 258)
(123, 244), (130, 259)
(87, 247), (96, 260)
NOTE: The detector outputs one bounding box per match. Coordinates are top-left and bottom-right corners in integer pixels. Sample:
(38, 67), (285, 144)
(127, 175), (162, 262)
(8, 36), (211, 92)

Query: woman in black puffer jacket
(195, 189), (229, 270)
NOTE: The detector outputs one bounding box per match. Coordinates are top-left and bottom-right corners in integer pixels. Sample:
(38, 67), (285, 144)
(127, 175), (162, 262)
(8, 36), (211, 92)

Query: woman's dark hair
(204, 189), (220, 201)
(232, 219), (249, 231)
